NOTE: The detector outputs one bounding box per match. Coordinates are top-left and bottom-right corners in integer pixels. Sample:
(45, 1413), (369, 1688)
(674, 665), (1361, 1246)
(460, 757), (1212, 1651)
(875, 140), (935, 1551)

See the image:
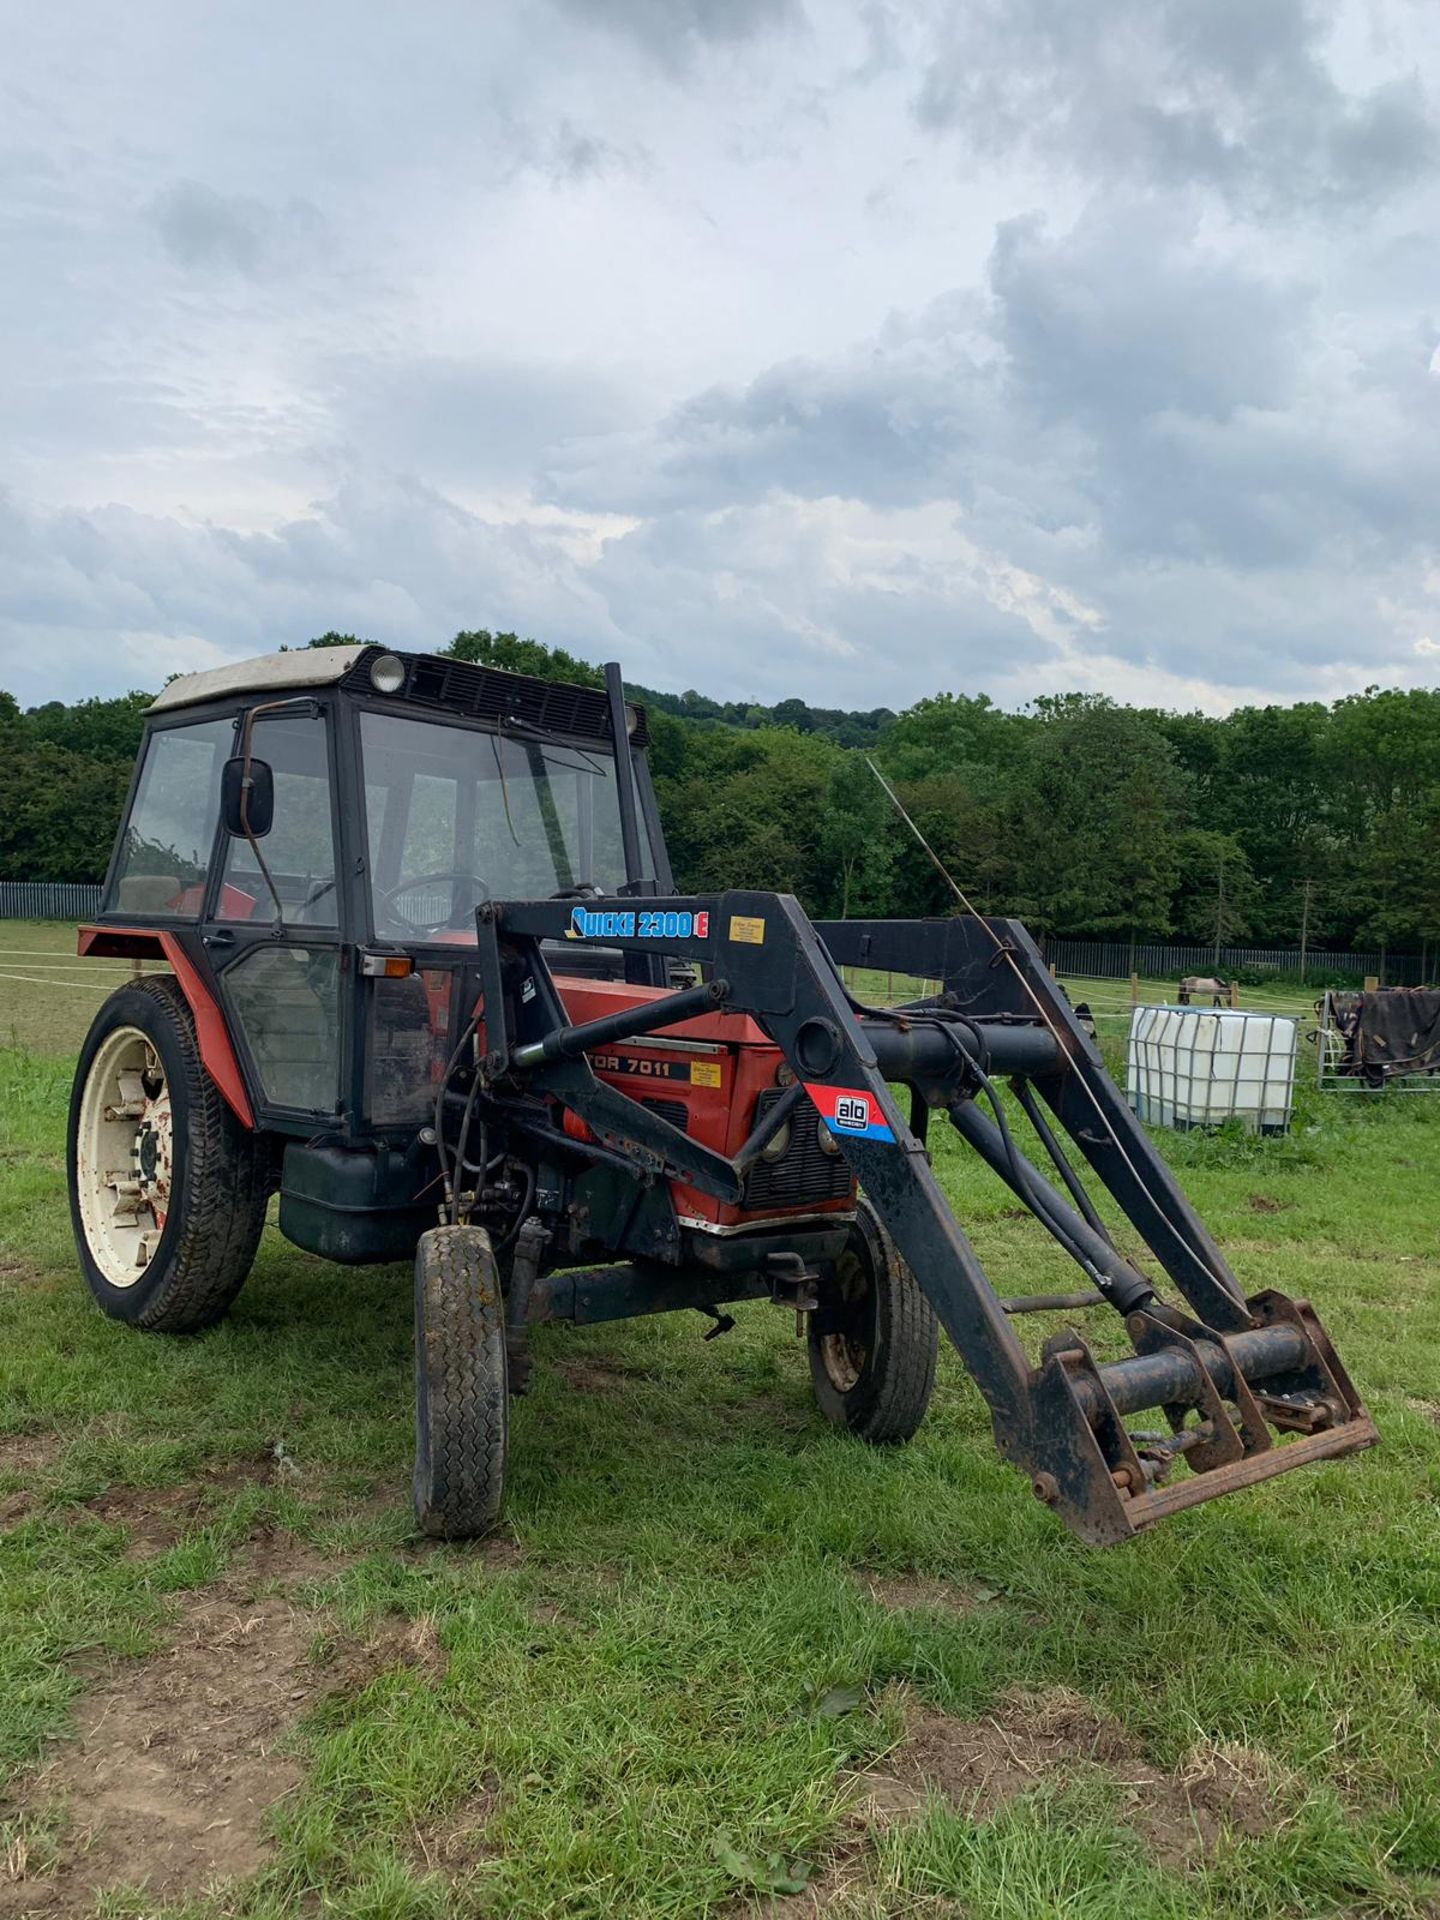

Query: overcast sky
(3, 0), (1439, 715)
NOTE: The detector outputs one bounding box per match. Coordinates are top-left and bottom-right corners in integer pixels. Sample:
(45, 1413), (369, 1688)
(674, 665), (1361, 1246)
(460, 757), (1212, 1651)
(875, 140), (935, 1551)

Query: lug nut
(1031, 1472), (1060, 1505)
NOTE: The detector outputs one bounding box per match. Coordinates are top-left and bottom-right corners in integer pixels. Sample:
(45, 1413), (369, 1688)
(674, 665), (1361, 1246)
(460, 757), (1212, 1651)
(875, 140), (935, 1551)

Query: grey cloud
(578, 500), (1053, 704)
(332, 356), (638, 490)
(6, 0), (1439, 720)
(535, 182), (1440, 700)
(549, 191), (1423, 580)
(988, 206), (1310, 429)
(547, 120), (637, 183)
(914, 0), (1435, 215)
(548, 0), (803, 72)
(543, 295), (1000, 516)
(148, 180), (328, 276)
(491, 112), (647, 188)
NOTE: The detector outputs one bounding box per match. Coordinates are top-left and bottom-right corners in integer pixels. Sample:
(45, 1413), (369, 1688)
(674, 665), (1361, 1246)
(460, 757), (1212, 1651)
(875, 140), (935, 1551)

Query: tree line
(3, 631), (1438, 959)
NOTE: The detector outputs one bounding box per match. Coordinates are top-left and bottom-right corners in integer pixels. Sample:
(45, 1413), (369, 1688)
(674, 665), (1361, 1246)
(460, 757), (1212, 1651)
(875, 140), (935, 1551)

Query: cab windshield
(360, 710), (652, 940)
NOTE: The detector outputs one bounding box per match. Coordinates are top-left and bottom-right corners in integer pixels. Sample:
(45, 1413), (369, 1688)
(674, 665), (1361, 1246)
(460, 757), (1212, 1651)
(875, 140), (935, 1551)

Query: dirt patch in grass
(1247, 1193), (1294, 1214)
(328, 1612), (450, 1689)
(0, 1596), (311, 1912)
(846, 1688), (1286, 1870)
(0, 1530), (445, 1915)
(856, 1570), (989, 1615)
(0, 1435), (63, 1481)
(0, 1436), (64, 1528)
(555, 1356), (657, 1394)
(410, 1776), (500, 1879)
(756, 1855), (866, 1917)
(79, 1483), (218, 1558)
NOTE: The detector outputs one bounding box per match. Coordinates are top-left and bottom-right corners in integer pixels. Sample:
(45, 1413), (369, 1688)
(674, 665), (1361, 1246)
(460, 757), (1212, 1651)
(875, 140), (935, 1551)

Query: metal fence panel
(1042, 936), (1426, 986)
(0, 881), (1430, 988)
(0, 882), (103, 920)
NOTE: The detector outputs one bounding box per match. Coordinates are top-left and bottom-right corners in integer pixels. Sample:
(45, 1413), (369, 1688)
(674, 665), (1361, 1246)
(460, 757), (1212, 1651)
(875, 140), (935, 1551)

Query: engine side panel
(555, 976), (855, 1230)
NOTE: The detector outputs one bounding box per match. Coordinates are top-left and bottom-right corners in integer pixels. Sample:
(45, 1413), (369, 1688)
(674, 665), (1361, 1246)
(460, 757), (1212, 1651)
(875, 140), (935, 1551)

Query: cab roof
(147, 643), (651, 748)
(149, 644), (373, 713)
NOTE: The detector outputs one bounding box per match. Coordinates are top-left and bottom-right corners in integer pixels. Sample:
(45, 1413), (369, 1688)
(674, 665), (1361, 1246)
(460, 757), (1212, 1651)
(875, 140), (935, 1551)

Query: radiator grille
(640, 1097), (689, 1136)
(742, 1088), (855, 1209)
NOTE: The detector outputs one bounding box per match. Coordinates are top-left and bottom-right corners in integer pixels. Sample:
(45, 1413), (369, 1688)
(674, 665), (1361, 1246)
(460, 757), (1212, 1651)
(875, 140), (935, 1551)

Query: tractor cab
(89, 643), (673, 1131)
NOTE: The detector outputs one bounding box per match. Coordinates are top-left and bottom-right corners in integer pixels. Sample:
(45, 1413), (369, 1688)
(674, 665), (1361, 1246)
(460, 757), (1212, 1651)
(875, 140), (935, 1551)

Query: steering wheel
(378, 871), (490, 937)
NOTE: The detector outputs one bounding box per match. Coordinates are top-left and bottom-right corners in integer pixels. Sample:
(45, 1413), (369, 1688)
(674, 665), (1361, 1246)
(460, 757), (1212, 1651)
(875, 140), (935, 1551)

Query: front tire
(68, 977), (267, 1332)
(413, 1226), (509, 1539)
(808, 1197), (939, 1444)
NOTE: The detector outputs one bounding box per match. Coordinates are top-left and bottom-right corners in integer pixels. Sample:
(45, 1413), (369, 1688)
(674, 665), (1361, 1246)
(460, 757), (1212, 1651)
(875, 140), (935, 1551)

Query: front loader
(69, 643), (1377, 1545)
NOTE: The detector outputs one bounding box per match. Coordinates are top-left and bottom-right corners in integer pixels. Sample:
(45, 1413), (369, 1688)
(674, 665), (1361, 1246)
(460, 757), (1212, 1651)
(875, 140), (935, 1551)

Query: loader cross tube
(479, 890), (1378, 1544)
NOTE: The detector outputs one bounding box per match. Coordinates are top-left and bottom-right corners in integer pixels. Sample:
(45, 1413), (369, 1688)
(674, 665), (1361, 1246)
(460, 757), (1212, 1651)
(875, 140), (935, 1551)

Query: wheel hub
(75, 1028), (174, 1286)
(819, 1244), (871, 1393)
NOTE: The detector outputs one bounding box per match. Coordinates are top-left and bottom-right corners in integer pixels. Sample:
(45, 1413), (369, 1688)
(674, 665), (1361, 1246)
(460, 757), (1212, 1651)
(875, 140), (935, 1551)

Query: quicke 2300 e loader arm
(477, 889), (1376, 1546)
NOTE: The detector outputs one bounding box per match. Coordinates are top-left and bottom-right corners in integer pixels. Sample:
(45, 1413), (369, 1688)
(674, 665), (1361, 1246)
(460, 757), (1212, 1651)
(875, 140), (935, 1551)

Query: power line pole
(1213, 852), (1225, 969)
(1299, 875), (1312, 983)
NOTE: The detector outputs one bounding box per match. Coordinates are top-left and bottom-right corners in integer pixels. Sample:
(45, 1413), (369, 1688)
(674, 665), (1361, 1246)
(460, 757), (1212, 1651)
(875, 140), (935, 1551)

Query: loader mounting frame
(476, 891), (1377, 1546)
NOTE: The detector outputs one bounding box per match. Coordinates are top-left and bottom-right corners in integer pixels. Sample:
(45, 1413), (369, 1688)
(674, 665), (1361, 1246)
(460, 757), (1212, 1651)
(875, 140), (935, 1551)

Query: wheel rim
(819, 1239), (872, 1393)
(76, 1026), (174, 1288)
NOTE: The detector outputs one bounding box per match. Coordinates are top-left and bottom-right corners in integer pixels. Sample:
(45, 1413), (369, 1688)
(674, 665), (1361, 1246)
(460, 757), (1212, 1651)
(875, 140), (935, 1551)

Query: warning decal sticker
(803, 1082), (896, 1144)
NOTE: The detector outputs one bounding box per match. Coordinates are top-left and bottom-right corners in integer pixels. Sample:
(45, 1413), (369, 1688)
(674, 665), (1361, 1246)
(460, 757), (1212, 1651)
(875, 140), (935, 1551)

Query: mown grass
(1, 940), (1439, 1916)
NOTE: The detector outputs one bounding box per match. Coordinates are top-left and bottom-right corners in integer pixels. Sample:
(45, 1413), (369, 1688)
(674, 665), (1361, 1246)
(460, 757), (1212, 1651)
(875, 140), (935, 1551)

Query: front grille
(640, 1097), (689, 1136)
(344, 652), (649, 748)
(742, 1088), (855, 1209)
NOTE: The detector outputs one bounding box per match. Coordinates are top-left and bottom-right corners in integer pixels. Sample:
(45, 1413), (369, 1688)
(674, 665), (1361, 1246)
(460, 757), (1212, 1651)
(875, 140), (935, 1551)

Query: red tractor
(69, 644), (1375, 1543)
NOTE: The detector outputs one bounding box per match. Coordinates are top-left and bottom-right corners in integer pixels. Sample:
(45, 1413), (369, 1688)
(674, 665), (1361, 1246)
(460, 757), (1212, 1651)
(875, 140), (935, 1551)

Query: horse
(1178, 975), (1229, 1006)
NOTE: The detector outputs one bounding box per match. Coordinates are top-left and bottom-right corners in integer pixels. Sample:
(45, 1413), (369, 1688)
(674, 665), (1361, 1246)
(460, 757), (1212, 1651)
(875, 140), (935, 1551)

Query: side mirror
(222, 756), (275, 839)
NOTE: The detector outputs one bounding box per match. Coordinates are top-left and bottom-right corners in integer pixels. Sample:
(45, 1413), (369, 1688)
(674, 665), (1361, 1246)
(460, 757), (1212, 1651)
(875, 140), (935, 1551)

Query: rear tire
(413, 1226), (509, 1539)
(68, 977), (266, 1332)
(808, 1197), (938, 1444)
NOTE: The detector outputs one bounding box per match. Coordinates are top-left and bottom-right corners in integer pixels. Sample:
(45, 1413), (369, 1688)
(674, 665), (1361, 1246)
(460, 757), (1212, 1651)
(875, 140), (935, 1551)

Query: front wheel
(68, 977), (267, 1332)
(413, 1226), (509, 1539)
(808, 1197), (939, 1444)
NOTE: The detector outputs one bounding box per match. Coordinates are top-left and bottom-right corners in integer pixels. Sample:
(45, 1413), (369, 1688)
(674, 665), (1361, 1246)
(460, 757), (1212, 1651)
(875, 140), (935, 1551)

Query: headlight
(817, 1119), (840, 1156)
(761, 1120), (792, 1163)
(370, 653), (406, 695)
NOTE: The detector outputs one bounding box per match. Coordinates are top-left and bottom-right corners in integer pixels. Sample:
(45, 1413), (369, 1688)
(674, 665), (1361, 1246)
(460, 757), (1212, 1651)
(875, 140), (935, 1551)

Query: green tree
(0, 744), (133, 883)
(1010, 697), (1187, 937)
(818, 756), (894, 918)
(1172, 829), (1262, 949)
(446, 629), (604, 687)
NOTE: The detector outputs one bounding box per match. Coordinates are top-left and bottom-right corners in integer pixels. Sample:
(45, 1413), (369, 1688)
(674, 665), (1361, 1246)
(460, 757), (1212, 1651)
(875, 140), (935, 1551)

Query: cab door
(203, 704), (349, 1125)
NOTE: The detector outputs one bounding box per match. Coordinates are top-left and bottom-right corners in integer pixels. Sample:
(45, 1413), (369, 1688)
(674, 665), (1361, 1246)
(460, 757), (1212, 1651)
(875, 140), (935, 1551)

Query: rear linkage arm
(475, 893), (1377, 1544)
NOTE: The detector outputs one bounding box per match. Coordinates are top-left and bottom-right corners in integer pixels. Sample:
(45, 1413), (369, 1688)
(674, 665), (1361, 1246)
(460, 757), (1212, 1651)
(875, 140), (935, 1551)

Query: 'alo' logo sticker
(803, 1082), (897, 1144)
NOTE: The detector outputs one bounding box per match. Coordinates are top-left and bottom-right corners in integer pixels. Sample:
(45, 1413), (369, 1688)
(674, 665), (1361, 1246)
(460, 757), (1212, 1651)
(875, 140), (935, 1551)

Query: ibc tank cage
(1127, 1005), (1298, 1135)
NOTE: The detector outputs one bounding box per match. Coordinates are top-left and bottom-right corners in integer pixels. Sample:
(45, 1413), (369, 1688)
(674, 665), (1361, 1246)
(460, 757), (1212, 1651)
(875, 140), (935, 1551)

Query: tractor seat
(114, 874), (183, 913)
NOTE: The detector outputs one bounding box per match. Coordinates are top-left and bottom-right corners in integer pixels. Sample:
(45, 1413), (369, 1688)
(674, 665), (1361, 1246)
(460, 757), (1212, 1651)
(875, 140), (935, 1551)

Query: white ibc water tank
(1127, 1006), (1298, 1133)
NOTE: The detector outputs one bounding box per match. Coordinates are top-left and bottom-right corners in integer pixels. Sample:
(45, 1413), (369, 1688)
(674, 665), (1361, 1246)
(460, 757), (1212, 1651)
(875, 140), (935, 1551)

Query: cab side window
(105, 719), (234, 917)
(219, 714), (338, 925)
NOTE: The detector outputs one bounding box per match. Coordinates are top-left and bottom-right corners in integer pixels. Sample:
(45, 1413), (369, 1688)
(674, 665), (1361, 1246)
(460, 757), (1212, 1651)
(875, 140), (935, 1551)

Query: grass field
(1, 923), (1439, 1917)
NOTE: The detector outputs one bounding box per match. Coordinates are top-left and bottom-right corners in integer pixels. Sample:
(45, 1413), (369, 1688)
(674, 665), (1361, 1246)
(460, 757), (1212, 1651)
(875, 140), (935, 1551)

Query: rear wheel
(68, 978), (267, 1332)
(808, 1197), (938, 1444)
(413, 1226), (509, 1539)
